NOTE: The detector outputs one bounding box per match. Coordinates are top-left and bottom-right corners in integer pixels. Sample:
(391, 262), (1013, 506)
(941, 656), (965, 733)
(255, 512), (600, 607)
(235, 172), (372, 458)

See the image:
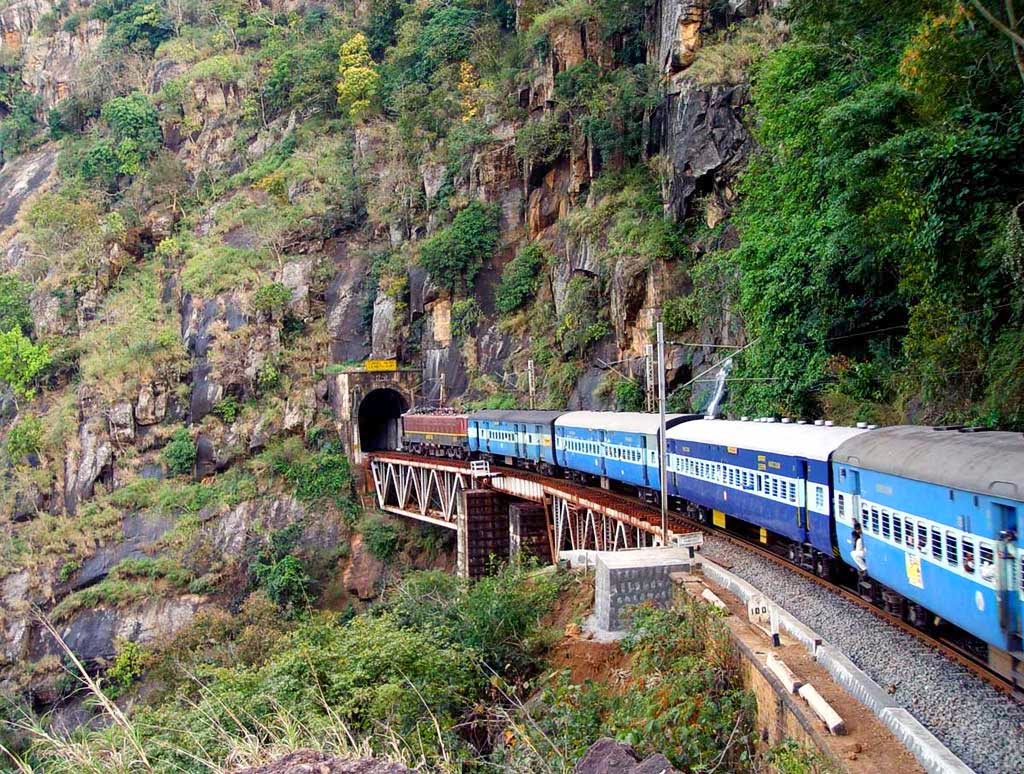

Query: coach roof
(666, 418), (867, 462)
(556, 411), (698, 435)
(833, 425), (1024, 498)
(469, 410), (565, 423)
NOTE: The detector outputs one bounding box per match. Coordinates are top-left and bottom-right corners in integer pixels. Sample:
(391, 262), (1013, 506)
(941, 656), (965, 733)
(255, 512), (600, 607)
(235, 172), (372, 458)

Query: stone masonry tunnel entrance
(358, 388), (409, 453)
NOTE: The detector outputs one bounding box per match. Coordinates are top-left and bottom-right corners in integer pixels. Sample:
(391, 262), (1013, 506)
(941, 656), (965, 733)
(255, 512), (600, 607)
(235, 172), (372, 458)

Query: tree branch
(963, 0), (1024, 47)
(1005, 0), (1024, 84)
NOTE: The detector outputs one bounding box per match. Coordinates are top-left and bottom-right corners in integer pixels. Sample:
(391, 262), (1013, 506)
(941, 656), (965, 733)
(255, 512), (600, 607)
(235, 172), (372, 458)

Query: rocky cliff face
(0, 0), (769, 723)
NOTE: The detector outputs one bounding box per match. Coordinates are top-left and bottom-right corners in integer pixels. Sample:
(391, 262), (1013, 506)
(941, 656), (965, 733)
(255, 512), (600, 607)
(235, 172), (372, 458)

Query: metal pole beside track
(657, 321), (668, 546)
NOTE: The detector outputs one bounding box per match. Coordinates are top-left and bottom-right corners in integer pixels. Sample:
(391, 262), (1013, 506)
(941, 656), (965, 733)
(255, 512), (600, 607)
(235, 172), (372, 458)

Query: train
(397, 408), (1024, 674)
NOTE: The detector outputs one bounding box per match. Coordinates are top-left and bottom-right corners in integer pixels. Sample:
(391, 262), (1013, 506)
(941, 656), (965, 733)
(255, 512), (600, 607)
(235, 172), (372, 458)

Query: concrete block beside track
(880, 708), (975, 774)
(813, 644), (899, 716)
(594, 548), (692, 631)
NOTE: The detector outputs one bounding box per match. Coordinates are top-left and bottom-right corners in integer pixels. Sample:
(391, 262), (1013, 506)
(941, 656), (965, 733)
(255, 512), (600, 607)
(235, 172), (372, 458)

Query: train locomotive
(397, 408), (1024, 672)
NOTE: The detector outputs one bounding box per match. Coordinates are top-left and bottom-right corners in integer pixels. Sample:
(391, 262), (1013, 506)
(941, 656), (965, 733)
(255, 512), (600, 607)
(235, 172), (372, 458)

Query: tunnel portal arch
(357, 387), (409, 454)
(329, 368), (420, 463)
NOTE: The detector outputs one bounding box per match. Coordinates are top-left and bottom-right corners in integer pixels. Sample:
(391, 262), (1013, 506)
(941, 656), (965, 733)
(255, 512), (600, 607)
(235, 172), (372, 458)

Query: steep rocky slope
(1, 0), (1022, 734)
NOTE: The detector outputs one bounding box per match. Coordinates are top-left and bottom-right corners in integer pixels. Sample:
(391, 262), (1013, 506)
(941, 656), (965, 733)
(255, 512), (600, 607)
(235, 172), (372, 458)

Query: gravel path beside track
(702, 535), (1024, 774)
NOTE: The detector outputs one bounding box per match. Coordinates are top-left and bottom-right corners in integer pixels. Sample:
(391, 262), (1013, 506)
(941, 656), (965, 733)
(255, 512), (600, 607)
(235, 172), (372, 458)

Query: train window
(945, 531), (958, 566)
(931, 528), (942, 560)
(979, 543), (995, 576)
(903, 517), (914, 547)
(860, 505), (869, 530)
(837, 495), (845, 519)
(771, 479), (779, 498)
(962, 538), (975, 574)
(893, 516), (902, 545)
(815, 487), (825, 509)
(881, 510), (891, 539)
(917, 523), (928, 553)
(870, 508), (880, 534)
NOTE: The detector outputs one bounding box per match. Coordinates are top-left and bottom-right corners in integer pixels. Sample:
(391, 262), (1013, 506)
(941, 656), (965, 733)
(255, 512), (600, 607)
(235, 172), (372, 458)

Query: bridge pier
(458, 489), (512, 579)
(509, 502), (552, 564)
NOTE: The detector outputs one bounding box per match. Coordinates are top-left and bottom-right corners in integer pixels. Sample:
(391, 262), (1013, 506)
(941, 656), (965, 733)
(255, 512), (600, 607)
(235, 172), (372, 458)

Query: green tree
(0, 276), (31, 334)
(724, 0), (1024, 418)
(252, 282), (293, 315)
(418, 202), (501, 294)
(92, 0), (172, 52)
(337, 32), (380, 121)
(162, 428), (196, 476)
(0, 328), (50, 400)
(496, 243), (547, 315)
(4, 413), (42, 463)
(100, 92), (163, 176)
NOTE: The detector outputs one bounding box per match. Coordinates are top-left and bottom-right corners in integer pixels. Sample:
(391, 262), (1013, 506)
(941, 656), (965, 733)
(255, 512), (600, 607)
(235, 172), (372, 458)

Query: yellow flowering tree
(337, 32), (379, 121)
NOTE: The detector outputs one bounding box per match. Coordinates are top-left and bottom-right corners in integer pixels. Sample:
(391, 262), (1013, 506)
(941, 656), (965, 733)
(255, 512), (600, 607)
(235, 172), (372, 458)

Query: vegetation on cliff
(722, 0), (1024, 425)
(0, 0), (1021, 766)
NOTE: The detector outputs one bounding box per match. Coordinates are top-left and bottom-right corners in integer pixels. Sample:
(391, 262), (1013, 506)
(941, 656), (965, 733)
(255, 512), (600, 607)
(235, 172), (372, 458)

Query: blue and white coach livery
(832, 426), (1024, 652)
(554, 412), (697, 490)
(665, 418), (866, 574)
(468, 410), (563, 471)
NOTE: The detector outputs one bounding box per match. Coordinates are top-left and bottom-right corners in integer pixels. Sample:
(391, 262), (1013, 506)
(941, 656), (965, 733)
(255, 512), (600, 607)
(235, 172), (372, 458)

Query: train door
(515, 423), (526, 459)
(994, 503), (1022, 649)
(847, 469), (862, 524)
(798, 460), (808, 532)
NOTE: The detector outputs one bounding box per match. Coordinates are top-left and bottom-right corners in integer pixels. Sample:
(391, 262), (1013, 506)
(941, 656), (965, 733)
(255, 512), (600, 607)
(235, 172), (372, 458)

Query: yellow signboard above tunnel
(365, 358), (398, 372)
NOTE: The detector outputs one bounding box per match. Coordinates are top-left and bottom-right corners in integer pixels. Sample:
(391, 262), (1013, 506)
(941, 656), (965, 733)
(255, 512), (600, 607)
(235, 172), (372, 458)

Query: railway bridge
(367, 452), (702, 578)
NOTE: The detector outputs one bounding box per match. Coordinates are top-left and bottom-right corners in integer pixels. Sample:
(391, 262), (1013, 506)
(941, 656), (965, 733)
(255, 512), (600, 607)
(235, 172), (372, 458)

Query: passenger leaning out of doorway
(851, 521), (867, 572)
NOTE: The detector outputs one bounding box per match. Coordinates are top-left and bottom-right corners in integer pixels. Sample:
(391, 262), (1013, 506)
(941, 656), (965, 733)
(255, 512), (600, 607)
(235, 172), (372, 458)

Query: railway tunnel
(357, 387), (408, 452)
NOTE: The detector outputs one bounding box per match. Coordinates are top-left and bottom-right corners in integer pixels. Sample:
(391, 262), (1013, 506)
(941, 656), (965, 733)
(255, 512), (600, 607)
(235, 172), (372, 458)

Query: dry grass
(686, 15), (789, 86)
(1, 614), (427, 774)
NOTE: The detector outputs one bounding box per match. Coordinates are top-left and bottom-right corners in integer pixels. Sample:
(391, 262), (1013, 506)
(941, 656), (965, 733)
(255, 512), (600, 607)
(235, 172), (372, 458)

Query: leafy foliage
(725, 0), (1024, 421)
(496, 243), (547, 315)
(106, 640), (145, 696)
(507, 601), (755, 770)
(337, 33), (380, 121)
(362, 517), (400, 562)
(251, 524), (313, 612)
(25, 568), (563, 769)
(91, 0), (172, 52)
(0, 276), (32, 335)
(384, 563), (564, 678)
(161, 428), (196, 477)
(260, 438), (357, 511)
(4, 414), (42, 464)
(0, 329), (51, 400)
(450, 297), (482, 338)
(100, 92), (163, 176)
(251, 282), (293, 315)
(418, 201), (501, 294)
(557, 274), (609, 356)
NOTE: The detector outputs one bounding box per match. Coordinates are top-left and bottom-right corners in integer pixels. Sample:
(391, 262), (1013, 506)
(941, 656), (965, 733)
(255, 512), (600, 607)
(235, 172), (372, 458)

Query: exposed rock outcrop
(573, 738), (681, 774)
(234, 751), (413, 774)
(657, 82), (752, 222)
(29, 595), (208, 663)
(0, 144), (57, 233)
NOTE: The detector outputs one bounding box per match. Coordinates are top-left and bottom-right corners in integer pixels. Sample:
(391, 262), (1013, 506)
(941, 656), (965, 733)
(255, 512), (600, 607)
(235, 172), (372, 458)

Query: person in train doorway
(851, 521), (867, 572)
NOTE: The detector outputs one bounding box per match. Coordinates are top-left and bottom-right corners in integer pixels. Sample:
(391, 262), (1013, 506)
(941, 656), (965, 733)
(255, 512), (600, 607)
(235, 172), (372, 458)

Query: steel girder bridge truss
(368, 453), (700, 554)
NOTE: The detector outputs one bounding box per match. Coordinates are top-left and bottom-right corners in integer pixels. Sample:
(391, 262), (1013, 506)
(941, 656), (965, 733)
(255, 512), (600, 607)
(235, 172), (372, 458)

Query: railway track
(369, 451), (1017, 699)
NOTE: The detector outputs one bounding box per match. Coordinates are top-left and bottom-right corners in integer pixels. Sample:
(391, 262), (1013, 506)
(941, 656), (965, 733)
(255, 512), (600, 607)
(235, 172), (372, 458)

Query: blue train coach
(665, 418), (867, 573)
(554, 412), (698, 491)
(467, 410), (564, 472)
(832, 426), (1024, 653)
